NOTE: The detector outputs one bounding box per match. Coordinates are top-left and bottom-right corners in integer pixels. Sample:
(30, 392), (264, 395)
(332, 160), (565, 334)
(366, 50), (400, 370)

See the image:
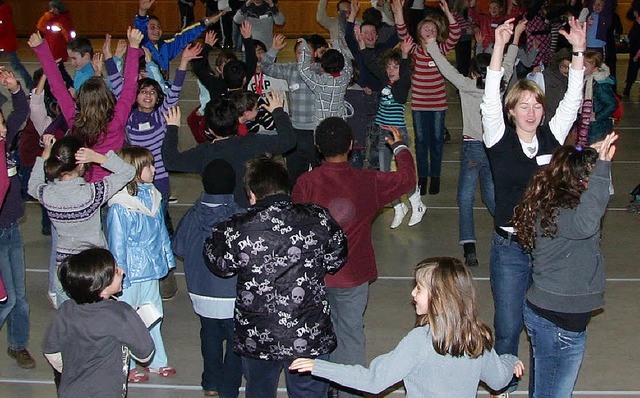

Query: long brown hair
(513, 145), (598, 251)
(72, 76), (115, 148)
(117, 146), (154, 196)
(416, 13), (450, 45)
(414, 257), (493, 358)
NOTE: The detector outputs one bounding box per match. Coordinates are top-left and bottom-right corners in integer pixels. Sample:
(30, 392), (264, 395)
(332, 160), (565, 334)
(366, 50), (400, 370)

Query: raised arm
(316, 0), (333, 30)
(426, 39), (472, 90)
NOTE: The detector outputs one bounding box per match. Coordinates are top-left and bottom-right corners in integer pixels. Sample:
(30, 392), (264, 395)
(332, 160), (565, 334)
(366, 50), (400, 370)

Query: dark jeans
(242, 355), (329, 398)
(178, 0), (196, 30)
(284, 129), (317, 186)
(624, 54), (640, 95)
(199, 316), (242, 398)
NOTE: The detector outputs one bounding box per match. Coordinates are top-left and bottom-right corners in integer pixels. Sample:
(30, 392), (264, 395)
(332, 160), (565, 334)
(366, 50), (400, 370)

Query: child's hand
(139, 0), (155, 14)
(272, 34), (287, 51)
(76, 148), (108, 165)
(474, 28), (484, 46)
(514, 19), (527, 37)
(142, 47), (153, 64)
(240, 20), (252, 39)
(591, 132), (618, 161)
(382, 125), (404, 146)
(400, 37), (414, 57)
(102, 34), (113, 59)
(115, 39), (128, 59)
(181, 42), (203, 67)
(28, 31), (44, 48)
(0, 70), (19, 92)
(513, 360), (525, 378)
(288, 358), (315, 373)
(207, 10), (227, 25)
(261, 91), (284, 113)
(353, 25), (365, 49)
(439, 0), (451, 16)
(204, 30), (218, 47)
(494, 19), (514, 47)
(41, 134), (56, 159)
(163, 106), (181, 127)
(91, 52), (104, 76)
(127, 27), (144, 49)
(391, 0), (404, 17)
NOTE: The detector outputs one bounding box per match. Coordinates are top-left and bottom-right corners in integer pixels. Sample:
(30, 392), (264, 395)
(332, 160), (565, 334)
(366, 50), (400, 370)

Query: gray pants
(327, 283), (369, 397)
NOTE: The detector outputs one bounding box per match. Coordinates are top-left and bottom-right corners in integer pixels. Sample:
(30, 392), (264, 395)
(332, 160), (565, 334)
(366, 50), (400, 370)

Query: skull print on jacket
(204, 194), (348, 361)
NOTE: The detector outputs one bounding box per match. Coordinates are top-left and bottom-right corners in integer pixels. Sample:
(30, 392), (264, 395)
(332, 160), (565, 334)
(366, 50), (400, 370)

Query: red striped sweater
(397, 22), (461, 111)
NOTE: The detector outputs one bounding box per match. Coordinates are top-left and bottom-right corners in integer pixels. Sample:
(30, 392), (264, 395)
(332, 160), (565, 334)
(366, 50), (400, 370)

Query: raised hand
(0, 70), (19, 92)
(27, 31), (44, 48)
(240, 20), (252, 39)
(207, 10), (227, 25)
(439, 0), (451, 16)
(592, 132), (618, 161)
(102, 34), (113, 59)
(127, 27), (144, 48)
(179, 42), (202, 70)
(559, 16), (586, 51)
(353, 25), (365, 49)
(163, 106), (181, 126)
(494, 18), (514, 47)
(400, 36), (414, 56)
(204, 30), (218, 47)
(391, 0), (405, 18)
(514, 19), (527, 42)
(142, 47), (153, 63)
(139, 0), (155, 15)
(261, 91), (284, 113)
(75, 147), (106, 165)
(272, 34), (287, 51)
(115, 39), (128, 59)
(382, 125), (404, 146)
(91, 52), (104, 76)
(41, 134), (56, 159)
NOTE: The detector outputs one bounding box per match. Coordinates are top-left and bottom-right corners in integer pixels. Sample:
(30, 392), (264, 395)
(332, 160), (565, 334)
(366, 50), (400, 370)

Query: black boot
(463, 242), (478, 267)
(418, 177), (428, 196)
(429, 177), (440, 195)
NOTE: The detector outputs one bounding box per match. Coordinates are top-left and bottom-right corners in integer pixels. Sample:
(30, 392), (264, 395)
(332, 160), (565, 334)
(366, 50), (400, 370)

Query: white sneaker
(390, 203), (408, 229)
(47, 291), (57, 309)
(408, 190), (426, 226)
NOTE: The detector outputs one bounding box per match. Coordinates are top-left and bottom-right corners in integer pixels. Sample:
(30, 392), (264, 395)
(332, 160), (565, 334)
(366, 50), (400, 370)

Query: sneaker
(168, 196), (178, 204)
(390, 203), (408, 229)
(204, 390), (219, 397)
(146, 366), (177, 377)
(128, 369), (149, 383)
(443, 128), (451, 143)
(408, 190), (426, 227)
(464, 253), (479, 267)
(490, 394), (509, 398)
(7, 348), (36, 369)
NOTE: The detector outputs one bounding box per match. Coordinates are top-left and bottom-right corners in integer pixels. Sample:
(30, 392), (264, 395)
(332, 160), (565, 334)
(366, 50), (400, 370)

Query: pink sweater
(33, 42), (141, 182)
(397, 22), (461, 111)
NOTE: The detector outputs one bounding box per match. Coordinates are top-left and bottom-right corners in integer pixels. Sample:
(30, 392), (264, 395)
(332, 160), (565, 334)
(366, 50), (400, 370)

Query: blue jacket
(173, 193), (244, 298)
(134, 15), (206, 72)
(107, 183), (175, 288)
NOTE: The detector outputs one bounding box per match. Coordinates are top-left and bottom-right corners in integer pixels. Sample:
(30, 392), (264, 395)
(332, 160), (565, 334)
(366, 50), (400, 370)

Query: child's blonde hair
(416, 13), (450, 45)
(117, 146), (154, 196)
(414, 257), (493, 358)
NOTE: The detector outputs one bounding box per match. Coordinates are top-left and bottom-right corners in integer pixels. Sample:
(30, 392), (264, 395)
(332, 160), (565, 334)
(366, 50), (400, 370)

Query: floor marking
(0, 379), (638, 395)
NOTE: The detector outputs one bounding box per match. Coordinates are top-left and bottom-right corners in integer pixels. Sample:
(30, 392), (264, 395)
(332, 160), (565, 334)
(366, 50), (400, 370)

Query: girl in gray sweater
(289, 257), (523, 397)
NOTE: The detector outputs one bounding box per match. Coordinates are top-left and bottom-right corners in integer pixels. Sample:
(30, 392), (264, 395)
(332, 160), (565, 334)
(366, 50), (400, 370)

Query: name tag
(427, 61), (436, 67)
(138, 122), (152, 131)
(536, 154), (552, 166)
(490, 23), (499, 28)
(289, 83), (300, 91)
(382, 87), (391, 96)
(259, 14), (269, 19)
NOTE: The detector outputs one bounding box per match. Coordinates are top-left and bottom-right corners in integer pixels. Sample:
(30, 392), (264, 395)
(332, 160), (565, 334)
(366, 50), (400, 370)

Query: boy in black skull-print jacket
(204, 154), (347, 397)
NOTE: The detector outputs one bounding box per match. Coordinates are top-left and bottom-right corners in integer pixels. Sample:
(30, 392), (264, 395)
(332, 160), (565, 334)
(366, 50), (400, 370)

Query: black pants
(624, 54), (640, 95)
(455, 40), (472, 77)
(284, 129), (318, 186)
(178, 0), (196, 30)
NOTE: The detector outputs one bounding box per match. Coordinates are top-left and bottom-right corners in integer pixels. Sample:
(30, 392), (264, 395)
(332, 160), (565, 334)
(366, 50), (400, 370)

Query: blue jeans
(457, 140), (495, 243)
(377, 125), (410, 173)
(524, 304), (587, 398)
(0, 51), (33, 89)
(489, 232), (532, 392)
(412, 110), (446, 178)
(199, 316), (242, 398)
(0, 223), (30, 350)
(327, 283), (369, 398)
(243, 354), (329, 398)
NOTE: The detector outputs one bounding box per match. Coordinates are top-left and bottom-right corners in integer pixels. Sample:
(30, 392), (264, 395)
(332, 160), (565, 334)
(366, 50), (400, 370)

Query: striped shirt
(397, 22), (461, 111)
(375, 82), (407, 127)
(126, 69), (187, 196)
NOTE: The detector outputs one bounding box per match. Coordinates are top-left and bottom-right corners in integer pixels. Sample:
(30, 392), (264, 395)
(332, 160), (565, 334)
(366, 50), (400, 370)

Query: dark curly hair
(512, 145), (598, 251)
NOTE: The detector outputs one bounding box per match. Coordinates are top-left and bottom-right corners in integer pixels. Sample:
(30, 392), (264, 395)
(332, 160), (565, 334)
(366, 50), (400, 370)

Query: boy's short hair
(244, 154), (290, 200)
(360, 21), (379, 34)
(202, 159), (236, 195)
(315, 117), (353, 158)
(229, 90), (260, 115)
(67, 37), (93, 57)
(204, 97), (239, 138)
(253, 39), (268, 53)
(307, 34), (328, 51)
(223, 60), (248, 90)
(381, 48), (402, 68)
(320, 49), (345, 75)
(59, 248), (116, 304)
(362, 8), (383, 25)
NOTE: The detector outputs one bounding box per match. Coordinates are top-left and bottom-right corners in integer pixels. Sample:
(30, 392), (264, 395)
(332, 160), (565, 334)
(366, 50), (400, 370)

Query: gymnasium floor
(0, 40), (638, 397)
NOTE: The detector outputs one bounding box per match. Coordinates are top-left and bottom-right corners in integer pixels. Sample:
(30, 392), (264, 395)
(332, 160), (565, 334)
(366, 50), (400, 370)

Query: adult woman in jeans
(480, 17), (586, 397)
(512, 134), (617, 397)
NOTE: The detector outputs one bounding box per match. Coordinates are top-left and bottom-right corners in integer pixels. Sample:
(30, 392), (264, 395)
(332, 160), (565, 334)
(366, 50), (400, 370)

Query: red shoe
(128, 369), (149, 383)
(145, 366), (177, 377)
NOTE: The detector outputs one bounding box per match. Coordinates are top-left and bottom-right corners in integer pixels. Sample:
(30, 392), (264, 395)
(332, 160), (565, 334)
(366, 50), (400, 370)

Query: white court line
(0, 379), (638, 395)
(22, 269), (640, 282)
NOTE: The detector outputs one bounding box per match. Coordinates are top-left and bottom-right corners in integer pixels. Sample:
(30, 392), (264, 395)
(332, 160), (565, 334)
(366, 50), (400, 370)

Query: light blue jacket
(107, 183), (175, 288)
